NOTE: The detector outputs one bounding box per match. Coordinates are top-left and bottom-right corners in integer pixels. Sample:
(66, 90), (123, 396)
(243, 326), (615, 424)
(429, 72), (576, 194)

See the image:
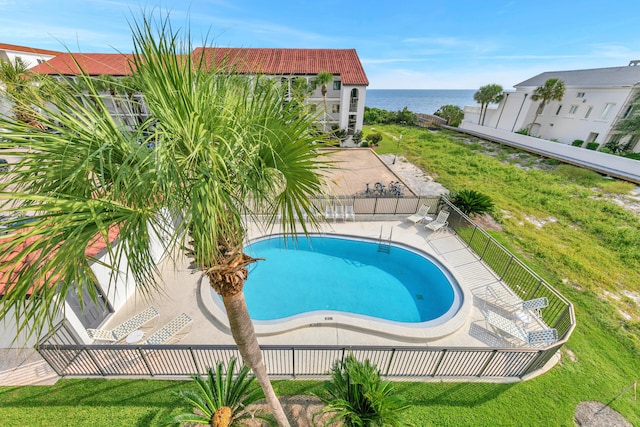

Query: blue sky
(2, 0), (640, 89)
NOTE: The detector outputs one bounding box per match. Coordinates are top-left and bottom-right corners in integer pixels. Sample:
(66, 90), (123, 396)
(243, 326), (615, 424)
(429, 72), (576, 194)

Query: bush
(360, 140), (369, 147)
(367, 132), (383, 146)
(515, 128), (529, 135)
(586, 142), (600, 150)
(352, 130), (363, 145)
(571, 139), (584, 147)
(318, 355), (409, 427)
(448, 189), (495, 216)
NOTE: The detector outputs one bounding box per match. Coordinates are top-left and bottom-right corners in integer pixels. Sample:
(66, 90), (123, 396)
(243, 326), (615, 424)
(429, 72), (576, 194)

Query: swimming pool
(244, 235), (456, 322)
(205, 233), (468, 340)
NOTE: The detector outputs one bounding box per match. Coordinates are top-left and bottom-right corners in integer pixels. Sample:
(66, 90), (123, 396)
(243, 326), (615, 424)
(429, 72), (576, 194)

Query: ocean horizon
(365, 89), (476, 115)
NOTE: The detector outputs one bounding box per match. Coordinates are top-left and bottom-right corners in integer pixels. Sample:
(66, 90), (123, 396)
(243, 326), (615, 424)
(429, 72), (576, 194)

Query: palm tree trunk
(221, 291), (291, 427)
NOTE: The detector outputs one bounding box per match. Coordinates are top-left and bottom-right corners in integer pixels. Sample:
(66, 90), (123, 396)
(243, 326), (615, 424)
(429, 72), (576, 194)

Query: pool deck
(103, 218), (550, 350)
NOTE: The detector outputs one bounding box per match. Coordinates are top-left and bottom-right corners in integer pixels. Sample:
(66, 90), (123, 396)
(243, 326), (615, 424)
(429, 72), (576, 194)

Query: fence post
(432, 349), (447, 377)
(500, 256), (513, 280)
(84, 348), (107, 376)
(189, 347), (201, 374)
(292, 347), (296, 379)
(384, 348), (396, 378)
(138, 348), (154, 376)
(478, 350), (498, 377)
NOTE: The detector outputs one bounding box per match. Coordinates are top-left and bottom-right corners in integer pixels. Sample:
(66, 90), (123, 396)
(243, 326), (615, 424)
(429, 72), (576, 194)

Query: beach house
(462, 61), (640, 153)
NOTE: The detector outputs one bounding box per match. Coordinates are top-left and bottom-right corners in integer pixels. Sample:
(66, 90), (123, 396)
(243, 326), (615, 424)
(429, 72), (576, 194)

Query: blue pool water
(242, 235), (457, 323)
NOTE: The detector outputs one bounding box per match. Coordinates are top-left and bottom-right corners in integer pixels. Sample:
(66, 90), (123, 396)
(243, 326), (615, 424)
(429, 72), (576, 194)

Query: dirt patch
(574, 401), (633, 426)
(243, 396), (340, 427)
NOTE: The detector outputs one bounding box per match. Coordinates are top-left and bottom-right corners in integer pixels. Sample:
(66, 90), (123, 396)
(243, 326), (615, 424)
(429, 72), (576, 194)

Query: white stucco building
(0, 43), (60, 69)
(463, 61), (640, 152)
(29, 48), (370, 142)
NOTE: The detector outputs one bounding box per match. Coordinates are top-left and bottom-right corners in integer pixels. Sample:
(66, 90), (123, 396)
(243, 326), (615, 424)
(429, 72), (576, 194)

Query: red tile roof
(30, 53), (134, 76)
(0, 43), (61, 56)
(193, 48), (369, 85)
(0, 225), (120, 297)
(31, 48), (369, 85)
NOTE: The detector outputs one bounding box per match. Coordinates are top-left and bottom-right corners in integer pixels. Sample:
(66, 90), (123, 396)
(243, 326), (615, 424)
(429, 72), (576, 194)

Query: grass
(2, 124), (639, 426)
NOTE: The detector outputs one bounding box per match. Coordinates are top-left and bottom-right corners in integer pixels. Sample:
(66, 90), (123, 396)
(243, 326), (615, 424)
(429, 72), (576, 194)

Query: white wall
(479, 85), (637, 146)
(0, 50), (56, 69)
(0, 302), (66, 348)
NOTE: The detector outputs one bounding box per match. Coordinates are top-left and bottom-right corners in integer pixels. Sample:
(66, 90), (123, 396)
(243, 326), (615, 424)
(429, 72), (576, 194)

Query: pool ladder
(378, 227), (392, 253)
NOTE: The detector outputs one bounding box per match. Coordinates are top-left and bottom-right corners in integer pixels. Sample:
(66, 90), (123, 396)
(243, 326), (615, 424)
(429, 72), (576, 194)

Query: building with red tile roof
(30, 47), (369, 140)
(0, 43), (61, 69)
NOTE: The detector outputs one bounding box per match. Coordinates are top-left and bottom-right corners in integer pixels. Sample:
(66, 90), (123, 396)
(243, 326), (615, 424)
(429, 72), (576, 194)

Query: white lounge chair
(334, 204), (345, 222)
(143, 313), (193, 345)
(425, 210), (449, 232)
(485, 309), (558, 345)
(324, 205), (335, 221)
(406, 204), (431, 224)
(87, 306), (159, 343)
(486, 284), (549, 319)
(344, 205), (355, 221)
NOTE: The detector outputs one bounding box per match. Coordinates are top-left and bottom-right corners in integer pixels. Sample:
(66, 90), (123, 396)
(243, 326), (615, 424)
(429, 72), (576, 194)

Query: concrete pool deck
(104, 218), (548, 350)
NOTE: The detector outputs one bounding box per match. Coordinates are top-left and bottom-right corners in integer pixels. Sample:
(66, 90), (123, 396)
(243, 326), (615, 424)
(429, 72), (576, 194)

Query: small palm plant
(448, 189), (495, 216)
(318, 354), (410, 427)
(163, 358), (271, 427)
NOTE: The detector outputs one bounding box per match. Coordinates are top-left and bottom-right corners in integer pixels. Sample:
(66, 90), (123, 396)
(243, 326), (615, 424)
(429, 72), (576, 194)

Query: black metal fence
(37, 195), (575, 381)
(439, 198), (575, 340)
(39, 321), (562, 380)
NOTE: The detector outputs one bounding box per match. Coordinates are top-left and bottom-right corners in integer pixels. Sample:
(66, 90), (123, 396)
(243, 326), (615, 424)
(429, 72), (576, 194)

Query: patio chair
(334, 204), (345, 222)
(344, 204), (355, 221)
(485, 309), (558, 345)
(143, 313), (193, 345)
(406, 204), (431, 224)
(486, 284), (549, 319)
(323, 205), (335, 221)
(87, 306), (159, 343)
(425, 210), (449, 232)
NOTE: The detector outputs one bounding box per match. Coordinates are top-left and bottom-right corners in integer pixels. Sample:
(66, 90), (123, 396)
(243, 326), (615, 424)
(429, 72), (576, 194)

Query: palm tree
(473, 84), (503, 125)
(0, 57), (55, 128)
(313, 71), (333, 131)
(528, 77), (566, 136)
(434, 104), (464, 126)
(0, 13), (328, 427)
(163, 358), (271, 427)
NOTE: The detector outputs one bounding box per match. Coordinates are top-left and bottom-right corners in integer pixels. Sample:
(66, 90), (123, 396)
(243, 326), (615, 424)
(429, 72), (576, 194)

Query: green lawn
(1, 124), (639, 426)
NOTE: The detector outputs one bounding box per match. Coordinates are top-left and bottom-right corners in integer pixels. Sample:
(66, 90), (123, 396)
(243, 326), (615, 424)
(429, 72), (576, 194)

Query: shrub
(515, 128), (529, 135)
(360, 140), (369, 147)
(162, 358), (269, 426)
(586, 142), (600, 150)
(352, 130), (363, 145)
(367, 132), (383, 146)
(571, 139), (584, 147)
(448, 189), (495, 216)
(318, 355), (409, 427)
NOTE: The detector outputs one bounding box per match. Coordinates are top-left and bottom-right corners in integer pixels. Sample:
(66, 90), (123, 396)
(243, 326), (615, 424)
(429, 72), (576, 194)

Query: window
(333, 81), (341, 90)
(555, 105), (562, 115)
(568, 105), (579, 114)
(584, 106), (593, 118)
(577, 92), (585, 98)
(623, 104), (635, 119)
(332, 104), (340, 113)
(600, 103), (615, 120)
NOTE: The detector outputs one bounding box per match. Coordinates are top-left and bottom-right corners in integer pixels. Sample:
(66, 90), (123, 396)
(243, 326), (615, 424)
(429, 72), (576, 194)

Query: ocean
(365, 89), (476, 115)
